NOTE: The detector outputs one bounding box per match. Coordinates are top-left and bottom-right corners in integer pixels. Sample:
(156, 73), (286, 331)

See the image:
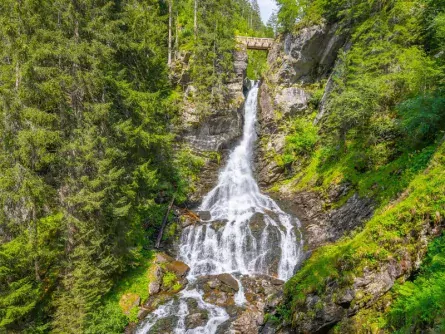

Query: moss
(119, 293), (141, 315)
(85, 251), (154, 331)
(162, 271), (177, 289)
(128, 306), (140, 324)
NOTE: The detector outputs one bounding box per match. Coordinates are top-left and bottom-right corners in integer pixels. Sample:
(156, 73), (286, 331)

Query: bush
(398, 94), (445, 147)
(283, 118), (319, 164)
(388, 233), (445, 333)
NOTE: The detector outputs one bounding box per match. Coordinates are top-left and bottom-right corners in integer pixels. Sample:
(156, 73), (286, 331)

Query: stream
(136, 81), (303, 333)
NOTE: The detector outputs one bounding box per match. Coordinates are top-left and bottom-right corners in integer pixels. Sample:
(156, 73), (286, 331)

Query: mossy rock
(119, 293), (141, 315)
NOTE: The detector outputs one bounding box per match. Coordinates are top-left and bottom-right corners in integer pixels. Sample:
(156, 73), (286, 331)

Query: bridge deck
(236, 36), (274, 51)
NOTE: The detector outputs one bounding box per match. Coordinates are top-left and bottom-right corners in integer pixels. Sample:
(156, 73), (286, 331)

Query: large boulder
(166, 261), (190, 278)
(274, 86), (310, 117)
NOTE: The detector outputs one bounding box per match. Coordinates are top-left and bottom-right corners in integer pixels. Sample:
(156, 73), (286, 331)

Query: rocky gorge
(131, 14), (445, 334)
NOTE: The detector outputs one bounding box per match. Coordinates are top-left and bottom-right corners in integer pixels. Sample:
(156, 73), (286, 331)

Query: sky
(258, 0), (278, 24)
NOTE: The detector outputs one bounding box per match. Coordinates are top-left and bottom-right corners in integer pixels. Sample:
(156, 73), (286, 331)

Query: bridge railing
(235, 36), (274, 50)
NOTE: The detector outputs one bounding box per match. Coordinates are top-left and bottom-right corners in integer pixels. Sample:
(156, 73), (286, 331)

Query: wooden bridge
(236, 36), (274, 51)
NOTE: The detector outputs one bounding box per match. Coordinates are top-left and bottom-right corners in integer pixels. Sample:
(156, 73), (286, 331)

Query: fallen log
(155, 195), (175, 249)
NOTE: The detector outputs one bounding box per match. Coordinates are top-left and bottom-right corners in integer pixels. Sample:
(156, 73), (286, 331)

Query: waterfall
(136, 81), (303, 334)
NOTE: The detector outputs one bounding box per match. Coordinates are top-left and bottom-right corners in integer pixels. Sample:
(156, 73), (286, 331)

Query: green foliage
(387, 233), (445, 333)
(282, 142), (445, 327)
(84, 300), (129, 334)
(273, 1), (445, 332)
(283, 118), (319, 165)
(247, 50), (269, 80)
(0, 0), (201, 332)
(84, 252), (153, 333)
(398, 94), (445, 147)
(162, 271), (177, 289)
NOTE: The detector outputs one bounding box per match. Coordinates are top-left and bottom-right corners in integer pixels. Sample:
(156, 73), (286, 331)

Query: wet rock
(166, 261), (190, 278)
(179, 209), (201, 228)
(197, 275), (238, 307)
(244, 77), (253, 92)
(147, 316), (177, 334)
(249, 213), (267, 240)
(196, 211), (211, 221)
(216, 274), (239, 292)
(209, 219), (228, 232)
(225, 276), (284, 334)
(139, 293), (176, 319)
(183, 298), (209, 330)
(185, 312), (209, 330)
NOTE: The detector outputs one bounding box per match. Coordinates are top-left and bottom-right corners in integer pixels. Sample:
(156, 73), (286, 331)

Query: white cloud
(258, 0), (278, 24)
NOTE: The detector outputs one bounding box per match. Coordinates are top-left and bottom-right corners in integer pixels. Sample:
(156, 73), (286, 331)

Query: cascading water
(136, 81), (303, 334)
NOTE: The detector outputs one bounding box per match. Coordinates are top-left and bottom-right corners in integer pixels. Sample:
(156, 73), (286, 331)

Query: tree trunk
(168, 0), (173, 66)
(32, 207), (41, 282)
(194, 0), (198, 37)
(175, 10), (179, 61)
(155, 195), (175, 249)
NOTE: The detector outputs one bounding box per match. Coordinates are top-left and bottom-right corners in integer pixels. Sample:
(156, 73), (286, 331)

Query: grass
(275, 140), (437, 208)
(281, 141), (445, 327)
(85, 251), (154, 333)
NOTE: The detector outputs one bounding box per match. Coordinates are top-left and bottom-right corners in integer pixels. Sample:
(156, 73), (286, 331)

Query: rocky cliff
(256, 23), (347, 189)
(256, 19), (445, 334)
(254, 23), (375, 251)
(175, 47), (249, 202)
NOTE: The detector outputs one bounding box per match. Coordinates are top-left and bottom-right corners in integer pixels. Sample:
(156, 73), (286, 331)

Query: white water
(136, 82), (303, 334)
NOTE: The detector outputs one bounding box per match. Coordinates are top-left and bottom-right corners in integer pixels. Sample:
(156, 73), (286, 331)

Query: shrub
(283, 118), (319, 164)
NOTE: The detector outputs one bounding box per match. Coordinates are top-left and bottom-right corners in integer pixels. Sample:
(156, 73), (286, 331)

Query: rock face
(180, 48), (249, 203)
(137, 253), (190, 321)
(256, 23), (348, 189)
(287, 184), (375, 250)
(269, 23), (347, 85)
(274, 87), (310, 116)
(229, 276), (284, 334)
(289, 221), (443, 333)
(182, 48), (247, 154)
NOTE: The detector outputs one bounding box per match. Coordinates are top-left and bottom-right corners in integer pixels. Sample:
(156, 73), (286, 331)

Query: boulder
(216, 274), (239, 292)
(155, 252), (175, 264)
(148, 264), (163, 295)
(274, 86), (310, 116)
(196, 211), (211, 221)
(119, 293), (141, 315)
(166, 261), (190, 278)
(185, 313), (209, 330)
